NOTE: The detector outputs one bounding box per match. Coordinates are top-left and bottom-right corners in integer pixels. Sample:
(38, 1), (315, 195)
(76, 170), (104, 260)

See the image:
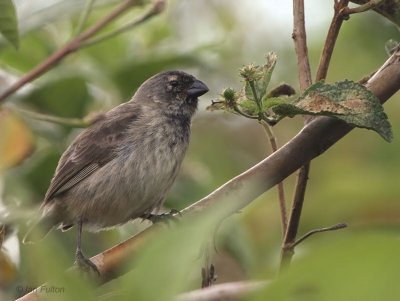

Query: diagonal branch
(16, 49), (400, 301)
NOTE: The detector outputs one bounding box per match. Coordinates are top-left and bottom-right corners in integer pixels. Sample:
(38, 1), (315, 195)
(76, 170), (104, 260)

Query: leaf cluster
(209, 54), (393, 141)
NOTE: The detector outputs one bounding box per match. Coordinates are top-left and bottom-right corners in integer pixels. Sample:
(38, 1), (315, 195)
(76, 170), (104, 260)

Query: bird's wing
(44, 106), (140, 204)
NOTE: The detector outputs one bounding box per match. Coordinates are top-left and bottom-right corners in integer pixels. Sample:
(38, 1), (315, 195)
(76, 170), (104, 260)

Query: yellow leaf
(0, 109), (34, 172)
(0, 250), (17, 285)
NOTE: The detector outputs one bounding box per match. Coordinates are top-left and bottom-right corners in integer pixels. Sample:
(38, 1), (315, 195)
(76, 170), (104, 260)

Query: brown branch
(280, 162), (310, 270)
(315, 0), (349, 82)
(292, 0), (312, 90)
(292, 222), (347, 248)
(16, 50), (400, 301)
(0, 0), (165, 103)
(176, 281), (268, 301)
(281, 0), (352, 271)
(281, 0), (314, 271)
(342, 0), (378, 15)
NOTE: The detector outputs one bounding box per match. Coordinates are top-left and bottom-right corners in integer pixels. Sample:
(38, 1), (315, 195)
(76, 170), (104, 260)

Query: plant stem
(80, 0), (166, 48)
(292, 223), (347, 248)
(13, 107), (89, 128)
(292, 0), (312, 90)
(315, 0), (349, 82)
(260, 120), (287, 234)
(342, 0), (380, 15)
(280, 0), (313, 271)
(75, 0), (97, 34)
(248, 81), (261, 109)
(233, 106), (259, 119)
(280, 162), (309, 270)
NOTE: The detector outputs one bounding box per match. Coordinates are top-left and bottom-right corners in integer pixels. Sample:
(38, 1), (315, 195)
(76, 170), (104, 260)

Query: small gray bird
(24, 71), (209, 274)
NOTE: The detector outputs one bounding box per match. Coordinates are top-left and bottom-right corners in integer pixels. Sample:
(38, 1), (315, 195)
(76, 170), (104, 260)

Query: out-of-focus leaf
(350, 0), (400, 27)
(0, 32), (55, 71)
(23, 149), (61, 197)
(272, 80), (393, 141)
(0, 0), (19, 49)
(253, 232), (400, 301)
(0, 109), (34, 172)
(0, 225), (18, 286)
(104, 203), (235, 301)
(0, 250), (16, 286)
(21, 76), (92, 119)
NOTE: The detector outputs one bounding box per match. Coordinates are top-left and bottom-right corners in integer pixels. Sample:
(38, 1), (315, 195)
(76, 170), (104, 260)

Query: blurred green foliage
(0, 0), (400, 300)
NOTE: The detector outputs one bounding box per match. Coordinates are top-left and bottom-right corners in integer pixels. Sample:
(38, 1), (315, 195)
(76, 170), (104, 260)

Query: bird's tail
(22, 213), (55, 244)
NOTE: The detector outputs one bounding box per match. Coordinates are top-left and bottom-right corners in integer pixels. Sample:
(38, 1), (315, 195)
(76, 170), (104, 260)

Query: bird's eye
(169, 80), (179, 87)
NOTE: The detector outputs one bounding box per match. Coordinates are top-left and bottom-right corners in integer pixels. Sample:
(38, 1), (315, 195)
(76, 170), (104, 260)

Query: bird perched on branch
(24, 71), (209, 275)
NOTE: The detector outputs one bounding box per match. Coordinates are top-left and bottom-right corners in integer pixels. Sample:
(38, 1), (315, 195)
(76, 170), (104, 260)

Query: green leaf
(21, 75), (92, 119)
(253, 232), (400, 301)
(263, 97), (294, 112)
(274, 80), (393, 142)
(106, 203), (235, 301)
(239, 99), (259, 115)
(258, 52), (277, 98)
(350, 0), (400, 27)
(0, 0), (19, 49)
(244, 81), (255, 101)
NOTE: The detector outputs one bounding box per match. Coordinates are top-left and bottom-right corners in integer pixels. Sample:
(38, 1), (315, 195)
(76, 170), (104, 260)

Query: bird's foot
(75, 250), (100, 277)
(142, 209), (181, 224)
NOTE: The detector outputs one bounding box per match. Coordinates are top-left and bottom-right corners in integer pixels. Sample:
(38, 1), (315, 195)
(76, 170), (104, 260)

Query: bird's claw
(143, 209), (181, 224)
(75, 250), (100, 277)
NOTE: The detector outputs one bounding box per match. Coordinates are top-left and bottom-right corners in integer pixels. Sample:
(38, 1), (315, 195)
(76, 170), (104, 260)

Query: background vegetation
(1, 0), (399, 300)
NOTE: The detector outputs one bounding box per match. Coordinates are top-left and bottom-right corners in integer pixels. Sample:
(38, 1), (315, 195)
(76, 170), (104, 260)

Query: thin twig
(260, 120), (287, 234)
(0, 0), (146, 103)
(80, 0), (166, 48)
(16, 50), (400, 301)
(341, 0), (379, 15)
(315, 0), (349, 82)
(280, 0), (313, 271)
(280, 163), (310, 270)
(232, 106), (259, 119)
(13, 107), (90, 127)
(75, 0), (97, 34)
(292, 223), (347, 248)
(281, 0), (350, 269)
(248, 81), (262, 112)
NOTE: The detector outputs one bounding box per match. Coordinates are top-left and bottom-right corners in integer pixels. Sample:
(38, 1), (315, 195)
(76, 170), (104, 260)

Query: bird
(23, 70), (209, 274)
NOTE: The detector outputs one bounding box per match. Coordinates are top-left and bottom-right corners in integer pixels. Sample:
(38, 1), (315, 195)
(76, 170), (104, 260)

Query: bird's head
(134, 70), (209, 117)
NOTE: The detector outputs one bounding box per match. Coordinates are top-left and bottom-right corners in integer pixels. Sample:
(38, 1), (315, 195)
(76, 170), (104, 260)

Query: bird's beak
(187, 79), (209, 98)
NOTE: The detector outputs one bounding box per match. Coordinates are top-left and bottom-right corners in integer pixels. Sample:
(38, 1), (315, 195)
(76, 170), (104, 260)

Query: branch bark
(16, 47), (400, 301)
(176, 281), (268, 301)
